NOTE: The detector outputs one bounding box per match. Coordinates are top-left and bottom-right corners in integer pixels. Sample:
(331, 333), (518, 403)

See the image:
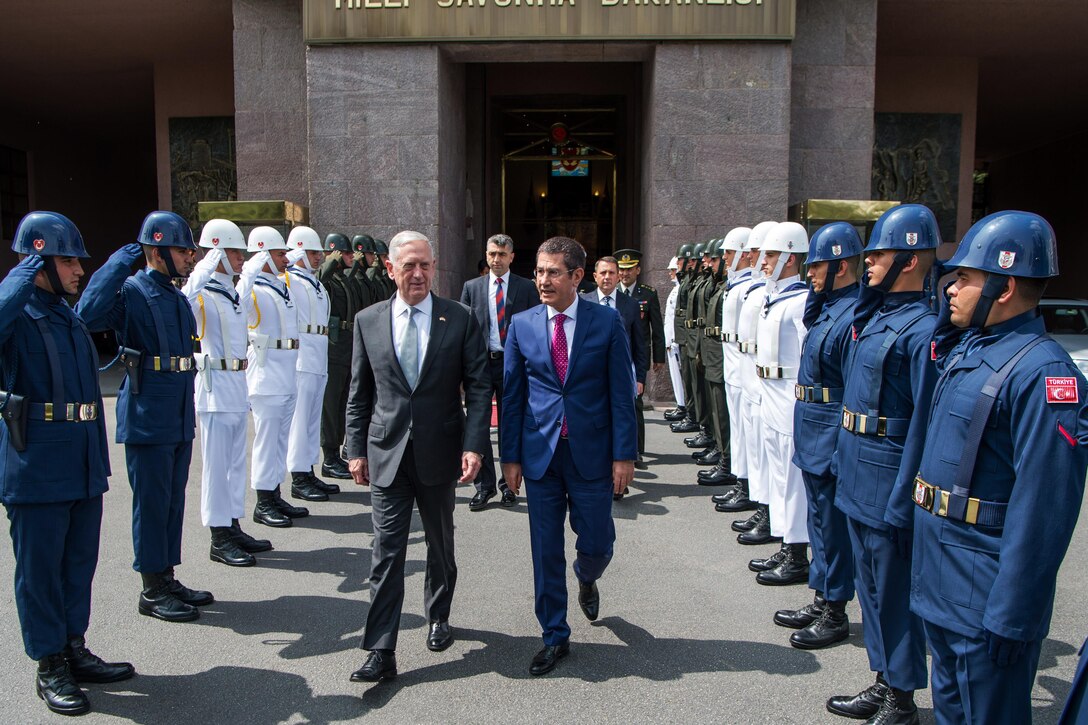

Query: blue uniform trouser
(125, 441), (193, 573)
(525, 439), (615, 647)
(802, 470), (855, 602)
(925, 621), (1041, 725)
(5, 496), (103, 659)
(847, 516), (927, 691)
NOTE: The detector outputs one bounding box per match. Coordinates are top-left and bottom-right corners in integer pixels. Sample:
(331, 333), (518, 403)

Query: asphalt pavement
(1, 405), (1086, 724)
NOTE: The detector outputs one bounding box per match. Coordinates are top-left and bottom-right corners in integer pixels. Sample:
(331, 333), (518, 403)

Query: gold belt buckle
(178, 357), (194, 371)
(936, 490), (950, 517)
(842, 409), (855, 431)
(913, 478), (933, 509)
(795, 384), (805, 401)
(78, 403), (97, 421)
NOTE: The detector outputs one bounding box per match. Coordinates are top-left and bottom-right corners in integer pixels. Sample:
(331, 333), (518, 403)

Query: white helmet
(247, 226), (288, 253)
(198, 219), (246, 250)
(667, 256), (679, 271)
(746, 221), (777, 275)
(762, 221), (809, 281)
(721, 227), (752, 274)
(287, 225), (324, 252)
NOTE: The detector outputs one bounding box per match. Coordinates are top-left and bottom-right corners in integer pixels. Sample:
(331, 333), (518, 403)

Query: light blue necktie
(400, 307), (419, 388)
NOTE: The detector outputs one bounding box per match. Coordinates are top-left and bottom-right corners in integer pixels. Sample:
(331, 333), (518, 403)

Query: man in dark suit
(581, 255), (647, 499)
(343, 231), (491, 683)
(502, 237), (638, 677)
(459, 233), (537, 510)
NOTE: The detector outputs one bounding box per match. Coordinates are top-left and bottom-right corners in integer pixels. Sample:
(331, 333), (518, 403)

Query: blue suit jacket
(580, 290), (647, 384)
(501, 298), (638, 482)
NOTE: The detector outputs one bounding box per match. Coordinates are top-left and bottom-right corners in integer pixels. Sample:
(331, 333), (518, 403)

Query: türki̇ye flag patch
(1046, 377), (1079, 404)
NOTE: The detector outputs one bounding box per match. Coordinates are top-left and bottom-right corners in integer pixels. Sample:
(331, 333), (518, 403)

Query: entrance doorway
(467, 63), (643, 279)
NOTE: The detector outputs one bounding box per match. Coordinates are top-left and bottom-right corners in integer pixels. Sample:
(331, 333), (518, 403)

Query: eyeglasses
(533, 267), (574, 281)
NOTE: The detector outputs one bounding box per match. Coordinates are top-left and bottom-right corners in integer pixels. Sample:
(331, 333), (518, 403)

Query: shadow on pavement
(91, 667), (364, 725)
(191, 594), (427, 660)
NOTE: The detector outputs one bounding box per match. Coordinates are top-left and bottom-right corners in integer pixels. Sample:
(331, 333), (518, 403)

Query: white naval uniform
(182, 250), (258, 527)
(720, 267), (756, 480)
(736, 275), (769, 504)
(283, 265), (330, 473)
(664, 280), (685, 407)
(247, 270), (300, 491)
(754, 274), (810, 543)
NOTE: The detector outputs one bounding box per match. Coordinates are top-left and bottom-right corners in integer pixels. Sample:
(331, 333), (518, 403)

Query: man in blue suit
(581, 255), (646, 500)
(502, 236), (638, 676)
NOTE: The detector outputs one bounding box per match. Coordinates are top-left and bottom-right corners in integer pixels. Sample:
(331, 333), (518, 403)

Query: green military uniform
(349, 235), (382, 310)
(318, 234), (360, 477)
(615, 249), (666, 456)
(683, 243), (713, 436)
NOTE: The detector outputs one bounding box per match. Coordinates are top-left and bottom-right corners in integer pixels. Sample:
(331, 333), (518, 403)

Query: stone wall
(233, 0), (308, 206)
(788, 0), (877, 205)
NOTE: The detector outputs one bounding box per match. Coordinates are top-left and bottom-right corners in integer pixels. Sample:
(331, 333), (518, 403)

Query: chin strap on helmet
(821, 259), (839, 294)
(968, 272), (1009, 329)
(158, 247), (187, 281)
(43, 257), (66, 296)
(872, 250), (917, 293)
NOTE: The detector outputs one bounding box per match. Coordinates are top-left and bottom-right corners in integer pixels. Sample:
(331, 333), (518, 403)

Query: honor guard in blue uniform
(616, 248), (666, 469)
(910, 211), (1088, 724)
(774, 222), (861, 649)
(827, 204), (941, 724)
(78, 211), (212, 624)
(1, 212), (134, 716)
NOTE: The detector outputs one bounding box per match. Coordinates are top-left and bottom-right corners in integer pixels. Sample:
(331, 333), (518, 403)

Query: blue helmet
(12, 211), (89, 258)
(138, 211), (196, 250)
(807, 222), (864, 264)
(865, 204), (941, 252)
(946, 210), (1058, 279)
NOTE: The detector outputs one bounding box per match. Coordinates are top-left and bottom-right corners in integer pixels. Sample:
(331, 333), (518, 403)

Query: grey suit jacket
(344, 293), (491, 488)
(460, 272), (537, 347)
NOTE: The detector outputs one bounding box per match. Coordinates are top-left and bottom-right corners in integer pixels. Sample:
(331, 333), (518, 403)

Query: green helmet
(708, 238), (724, 259)
(678, 244), (695, 260)
(374, 239), (389, 255)
(693, 242), (708, 258)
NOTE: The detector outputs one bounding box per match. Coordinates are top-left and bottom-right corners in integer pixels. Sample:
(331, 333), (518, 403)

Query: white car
(1040, 298), (1088, 377)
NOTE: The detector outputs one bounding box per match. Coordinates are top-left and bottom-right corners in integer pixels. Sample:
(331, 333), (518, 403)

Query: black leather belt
(488, 351), (504, 360)
(270, 338), (300, 350)
(142, 355), (195, 372)
(204, 358), (249, 371)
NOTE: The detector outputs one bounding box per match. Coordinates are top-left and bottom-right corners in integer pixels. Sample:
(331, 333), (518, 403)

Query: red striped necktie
(495, 277), (506, 345)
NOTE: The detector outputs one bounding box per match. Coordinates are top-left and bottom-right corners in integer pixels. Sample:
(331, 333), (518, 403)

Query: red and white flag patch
(1046, 377), (1079, 404)
(931, 341), (937, 361)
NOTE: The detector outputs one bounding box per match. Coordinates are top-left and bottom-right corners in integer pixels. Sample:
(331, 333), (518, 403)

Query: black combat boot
(254, 489), (292, 528)
(737, 505), (779, 545)
(774, 591), (826, 629)
(273, 484), (309, 518)
(790, 599), (849, 649)
(162, 567), (214, 606)
(290, 471), (329, 502)
(63, 636), (135, 683)
(716, 478), (755, 510)
(308, 468), (340, 494)
(749, 542), (788, 572)
(731, 504), (765, 533)
(36, 653), (90, 715)
(711, 481), (742, 504)
(670, 417), (699, 433)
(321, 454), (352, 480)
(663, 406), (687, 421)
(756, 543), (809, 585)
(693, 447), (720, 465)
(867, 687), (919, 725)
(138, 572), (198, 623)
(827, 673), (889, 720)
(230, 518), (273, 552)
(210, 526), (256, 567)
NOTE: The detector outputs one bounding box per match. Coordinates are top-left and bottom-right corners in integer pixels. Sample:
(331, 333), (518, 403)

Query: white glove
(242, 251), (271, 277)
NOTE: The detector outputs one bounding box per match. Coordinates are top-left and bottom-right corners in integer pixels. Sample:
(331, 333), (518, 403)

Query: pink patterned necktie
(551, 312), (569, 436)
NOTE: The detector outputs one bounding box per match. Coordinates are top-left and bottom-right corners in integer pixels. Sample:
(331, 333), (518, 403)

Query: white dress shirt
(596, 289), (618, 308)
(546, 296), (578, 359)
(487, 270), (510, 353)
(392, 292), (433, 377)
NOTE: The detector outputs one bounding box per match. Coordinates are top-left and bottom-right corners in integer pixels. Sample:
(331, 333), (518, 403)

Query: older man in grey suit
(344, 230), (491, 683)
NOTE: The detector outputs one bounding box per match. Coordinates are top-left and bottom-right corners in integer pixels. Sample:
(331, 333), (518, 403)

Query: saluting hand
(111, 242), (143, 266)
(459, 451), (482, 484)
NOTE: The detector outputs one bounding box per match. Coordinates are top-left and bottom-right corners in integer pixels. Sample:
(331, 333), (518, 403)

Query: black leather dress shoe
(633, 458), (648, 471)
(210, 527), (257, 567)
(230, 519), (273, 553)
(138, 573), (199, 623)
(612, 487), (629, 502)
(501, 490), (517, 507)
(578, 581), (600, 621)
(663, 407), (687, 421)
(253, 496), (292, 528)
(163, 568), (214, 606)
(684, 433), (715, 449)
(321, 458), (352, 480)
(350, 650), (397, 682)
(790, 602), (849, 649)
(826, 674), (889, 720)
(699, 468), (737, 487)
(273, 486), (309, 518)
(469, 490), (495, 511)
(868, 687), (919, 725)
(529, 643), (570, 676)
(670, 419), (699, 433)
(36, 654), (90, 716)
(64, 637), (135, 683)
(694, 449), (720, 465)
(427, 621), (453, 651)
(774, 594), (825, 629)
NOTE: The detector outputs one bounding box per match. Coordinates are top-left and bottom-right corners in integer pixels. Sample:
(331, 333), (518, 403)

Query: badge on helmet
(945, 210), (1058, 279)
(139, 211), (196, 250)
(866, 204), (941, 252)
